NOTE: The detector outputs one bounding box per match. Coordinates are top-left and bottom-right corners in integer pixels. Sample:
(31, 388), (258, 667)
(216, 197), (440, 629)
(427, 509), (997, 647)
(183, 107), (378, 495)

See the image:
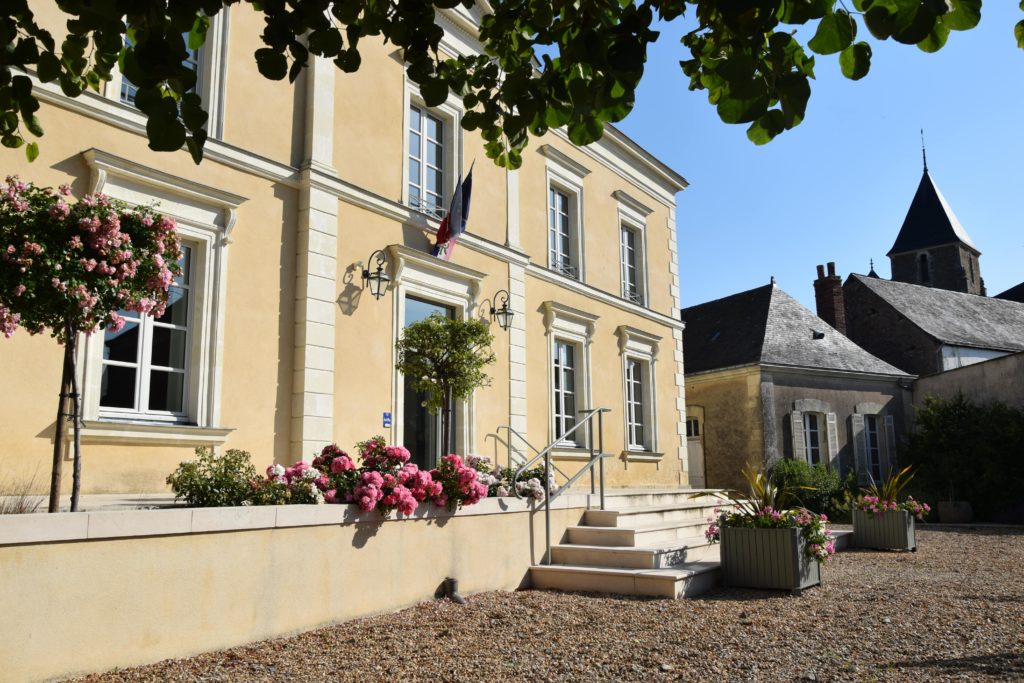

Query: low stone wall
(0, 495), (590, 682)
(913, 351), (1024, 408)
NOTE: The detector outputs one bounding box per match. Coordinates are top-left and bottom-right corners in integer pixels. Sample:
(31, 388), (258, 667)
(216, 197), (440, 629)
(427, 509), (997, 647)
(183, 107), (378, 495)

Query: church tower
(887, 153), (984, 295)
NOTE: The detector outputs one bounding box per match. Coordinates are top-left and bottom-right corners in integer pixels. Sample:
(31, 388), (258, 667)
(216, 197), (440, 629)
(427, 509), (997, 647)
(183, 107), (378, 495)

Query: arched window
(918, 253), (931, 284)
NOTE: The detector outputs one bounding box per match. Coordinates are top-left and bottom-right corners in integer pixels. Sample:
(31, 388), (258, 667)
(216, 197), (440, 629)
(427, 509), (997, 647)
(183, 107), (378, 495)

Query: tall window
(802, 412), (822, 466)
(553, 340), (577, 444)
(100, 246), (192, 419)
(548, 188), (575, 278)
(918, 253), (931, 284)
(864, 415), (883, 483)
(402, 296), (455, 469)
(408, 105), (445, 217)
(625, 358), (646, 449)
(620, 225), (642, 304)
(120, 35), (202, 106)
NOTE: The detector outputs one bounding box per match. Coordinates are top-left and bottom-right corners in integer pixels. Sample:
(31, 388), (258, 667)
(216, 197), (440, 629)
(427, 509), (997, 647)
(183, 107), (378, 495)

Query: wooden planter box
(719, 526), (820, 594)
(853, 509), (916, 551)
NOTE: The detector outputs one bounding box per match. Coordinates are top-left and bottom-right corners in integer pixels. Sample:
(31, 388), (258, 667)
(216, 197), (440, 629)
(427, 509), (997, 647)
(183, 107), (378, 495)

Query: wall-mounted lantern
(362, 249), (390, 300)
(490, 289), (515, 331)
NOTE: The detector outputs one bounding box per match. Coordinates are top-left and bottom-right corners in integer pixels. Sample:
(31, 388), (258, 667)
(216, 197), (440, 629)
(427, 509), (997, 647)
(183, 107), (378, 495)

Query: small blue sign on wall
(383, 412), (392, 428)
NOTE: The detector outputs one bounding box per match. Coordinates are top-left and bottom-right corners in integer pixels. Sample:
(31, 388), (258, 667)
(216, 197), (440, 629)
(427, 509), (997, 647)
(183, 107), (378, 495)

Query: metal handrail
(511, 407), (611, 565)
(495, 425), (571, 483)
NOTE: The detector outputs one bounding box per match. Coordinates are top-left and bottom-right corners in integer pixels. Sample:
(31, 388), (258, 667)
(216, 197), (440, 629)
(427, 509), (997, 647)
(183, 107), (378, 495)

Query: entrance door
(402, 296), (456, 469)
(686, 416), (706, 488)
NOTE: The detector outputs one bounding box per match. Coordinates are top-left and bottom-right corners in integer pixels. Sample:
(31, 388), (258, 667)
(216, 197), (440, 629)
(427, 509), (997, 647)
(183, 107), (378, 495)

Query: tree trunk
(47, 333), (73, 513)
(440, 385), (453, 463)
(68, 322), (82, 512)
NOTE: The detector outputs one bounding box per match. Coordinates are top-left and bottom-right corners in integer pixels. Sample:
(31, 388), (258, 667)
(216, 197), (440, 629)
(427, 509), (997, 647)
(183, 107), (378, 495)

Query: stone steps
(530, 488), (853, 600)
(551, 537), (719, 569)
(584, 502), (715, 528)
(603, 489), (724, 511)
(530, 561), (720, 599)
(567, 519), (710, 547)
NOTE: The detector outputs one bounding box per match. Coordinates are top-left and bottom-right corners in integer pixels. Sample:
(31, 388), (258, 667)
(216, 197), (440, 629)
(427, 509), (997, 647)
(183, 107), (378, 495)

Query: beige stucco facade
(686, 364), (911, 491)
(913, 351), (1024, 409)
(0, 4), (690, 495)
(0, 496), (589, 682)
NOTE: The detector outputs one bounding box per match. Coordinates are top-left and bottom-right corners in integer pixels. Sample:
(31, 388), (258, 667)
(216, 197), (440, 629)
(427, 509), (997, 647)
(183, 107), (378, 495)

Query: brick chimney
(813, 262), (846, 335)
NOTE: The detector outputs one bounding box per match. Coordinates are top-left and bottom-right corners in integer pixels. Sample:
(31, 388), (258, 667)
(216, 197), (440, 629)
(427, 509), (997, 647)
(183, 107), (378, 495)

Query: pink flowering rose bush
(345, 436), (441, 516)
(0, 175), (182, 340)
(431, 453), (489, 511)
(248, 460), (330, 505)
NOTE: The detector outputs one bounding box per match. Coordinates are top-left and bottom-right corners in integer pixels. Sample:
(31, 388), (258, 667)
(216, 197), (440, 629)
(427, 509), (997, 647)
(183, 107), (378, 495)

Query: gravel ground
(73, 528), (1024, 682)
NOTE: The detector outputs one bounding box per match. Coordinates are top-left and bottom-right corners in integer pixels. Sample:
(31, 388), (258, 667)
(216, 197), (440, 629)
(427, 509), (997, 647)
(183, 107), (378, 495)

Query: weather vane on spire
(920, 128), (928, 172)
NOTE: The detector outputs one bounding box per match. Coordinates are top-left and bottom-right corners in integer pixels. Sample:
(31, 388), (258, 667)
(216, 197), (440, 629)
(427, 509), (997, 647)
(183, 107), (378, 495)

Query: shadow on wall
(337, 261), (364, 316)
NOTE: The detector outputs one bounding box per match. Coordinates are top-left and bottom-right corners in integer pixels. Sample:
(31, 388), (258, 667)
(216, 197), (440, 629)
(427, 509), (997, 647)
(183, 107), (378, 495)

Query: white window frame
(803, 412), (824, 466)
(552, 339), (581, 446)
(614, 190), (652, 307)
(98, 243), (196, 423)
(406, 104), (447, 217)
(790, 399), (838, 469)
(77, 149), (244, 444)
(539, 145), (589, 282)
(402, 80), (463, 217)
(542, 301), (597, 454)
(615, 325), (660, 456)
(863, 414), (883, 483)
(624, 357), (647, 449)
(852, 402), (895, 485)
(103, 11), (230, 139)
(387, 245), (484, 456)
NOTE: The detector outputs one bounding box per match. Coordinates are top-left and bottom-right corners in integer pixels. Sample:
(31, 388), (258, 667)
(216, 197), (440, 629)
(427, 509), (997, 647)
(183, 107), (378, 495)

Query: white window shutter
(884, 415), (897, 478)
(791, 411), (805, 461)
(826, 412), (839, 469)
(850, 414), (868, 485)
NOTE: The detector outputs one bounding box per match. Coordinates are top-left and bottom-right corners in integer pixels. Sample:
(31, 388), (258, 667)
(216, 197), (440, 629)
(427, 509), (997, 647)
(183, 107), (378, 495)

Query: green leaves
(1, 0), (1021, 167)
(808, 9), (856, 55)
(840, 41), (873, 80)
(255, 48), (288, 80)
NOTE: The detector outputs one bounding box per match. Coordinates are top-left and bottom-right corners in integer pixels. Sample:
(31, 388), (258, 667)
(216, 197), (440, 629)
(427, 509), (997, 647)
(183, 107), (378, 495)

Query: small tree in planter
(0, 176), (181, 512)
(705, 466), (835, 594)
(853, 465), (930, 551)
(395, 314), (495, 463)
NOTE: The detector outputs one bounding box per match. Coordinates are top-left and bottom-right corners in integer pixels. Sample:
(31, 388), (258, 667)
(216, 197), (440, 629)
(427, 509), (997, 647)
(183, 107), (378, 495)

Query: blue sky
(617, 4), (1024, 311)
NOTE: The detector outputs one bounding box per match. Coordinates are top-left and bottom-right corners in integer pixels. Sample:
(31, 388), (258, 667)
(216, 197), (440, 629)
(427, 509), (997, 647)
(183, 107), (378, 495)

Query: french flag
(432, 164), (473, 261)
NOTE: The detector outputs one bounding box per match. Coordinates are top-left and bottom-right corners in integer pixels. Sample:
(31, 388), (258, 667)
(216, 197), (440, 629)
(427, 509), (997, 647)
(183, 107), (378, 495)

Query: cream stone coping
(0, 493), (591, 547)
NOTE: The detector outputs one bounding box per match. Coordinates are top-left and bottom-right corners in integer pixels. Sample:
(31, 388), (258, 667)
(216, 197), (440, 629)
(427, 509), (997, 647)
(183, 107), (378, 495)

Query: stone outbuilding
(681, 282), (913, 490)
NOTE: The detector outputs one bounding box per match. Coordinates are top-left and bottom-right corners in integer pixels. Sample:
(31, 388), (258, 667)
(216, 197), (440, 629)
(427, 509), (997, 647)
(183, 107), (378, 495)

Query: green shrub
(769, 459), (855, 521)
(905, 395), (1024, 521)
(166, 448), (257, 507)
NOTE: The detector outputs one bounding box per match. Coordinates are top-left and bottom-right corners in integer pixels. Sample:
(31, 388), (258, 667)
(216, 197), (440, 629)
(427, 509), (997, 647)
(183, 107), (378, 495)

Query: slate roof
(888, 171), (979, 256)
(681, 284), (908, 376)
(848, 274), (1024, 352)
(995, 282), (1024, 304)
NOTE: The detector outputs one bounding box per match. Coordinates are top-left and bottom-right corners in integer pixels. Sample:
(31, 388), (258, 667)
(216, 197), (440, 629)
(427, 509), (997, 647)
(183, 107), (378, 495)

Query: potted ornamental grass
(705, 466), (834, 595)
(853, 465), (930, 551)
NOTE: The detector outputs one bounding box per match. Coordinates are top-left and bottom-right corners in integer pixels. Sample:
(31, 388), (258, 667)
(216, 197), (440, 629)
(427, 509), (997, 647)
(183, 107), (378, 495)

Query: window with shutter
(825, 412), (839, 469)
(850, 414), (869, 485)
(790, 410), (805, 461)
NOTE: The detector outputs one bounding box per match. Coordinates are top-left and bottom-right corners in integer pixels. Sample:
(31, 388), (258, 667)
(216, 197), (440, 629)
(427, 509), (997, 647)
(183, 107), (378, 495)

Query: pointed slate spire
(887, 167), (979, 257)
(868, 259), (879, 278)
